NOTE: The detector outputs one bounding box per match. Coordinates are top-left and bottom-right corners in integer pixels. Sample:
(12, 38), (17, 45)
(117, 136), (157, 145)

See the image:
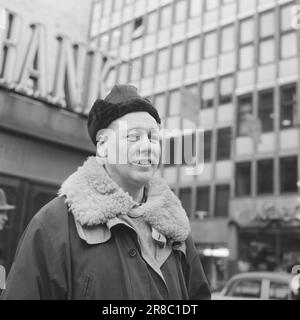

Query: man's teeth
(133, 160), (151, 165)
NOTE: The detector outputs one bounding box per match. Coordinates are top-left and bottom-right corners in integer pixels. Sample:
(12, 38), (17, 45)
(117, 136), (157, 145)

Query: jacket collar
(58, 156), (190, 242)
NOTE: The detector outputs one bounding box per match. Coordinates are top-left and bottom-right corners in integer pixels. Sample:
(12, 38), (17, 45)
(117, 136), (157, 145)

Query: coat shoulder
(33, 196), (70, 241)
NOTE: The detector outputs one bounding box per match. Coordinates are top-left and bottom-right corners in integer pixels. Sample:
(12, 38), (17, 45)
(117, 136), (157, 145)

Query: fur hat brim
(87, 98), (161, 145)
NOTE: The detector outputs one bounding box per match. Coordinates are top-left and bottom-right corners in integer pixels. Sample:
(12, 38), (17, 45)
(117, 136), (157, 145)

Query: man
(1, 85), (210, 300)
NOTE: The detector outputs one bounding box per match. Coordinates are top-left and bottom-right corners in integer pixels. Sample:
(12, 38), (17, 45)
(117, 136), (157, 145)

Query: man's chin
(130, 166), (156, 183)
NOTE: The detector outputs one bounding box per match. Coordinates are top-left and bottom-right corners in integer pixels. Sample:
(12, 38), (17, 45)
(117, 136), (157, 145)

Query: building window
(280, 84), (297, 129)
(168, 90), (181, 116)
(113, 0), (124, 11)
(240, 18), (254, 44)
(257, 159), (274, 194)
(90, 2), (101, 37)
(281, 32), (297, 59)
(239, 18), (254, 70)
(171, 43), (184, 69)
(179, 188), (192, 217)
(204, 0), (218, 12)
(157, 47), (169, 73)
(189, 0), (202, 17)
(187, 37), (200, 64)
(280, 156), (298, 193)
(259, 11), (275, 65)
(280, 4), (294, 32)
(142, 53), (155, 78)
(239, 0), (256, 13)
(280, 5), (298, 59)
(154, 93), (167, 119)
(146, 11), (158, 35)
(215, 185), (230, 217)
(221, 24), (235, 53)
(132, 17), (144, 39)
(121, 23), (132, 45)
(222, 0), (235, 4)
(258, 90), (274, 133)
(236, 162), (251, 196)
(201, 80), (215, 109)
(204, 130), (212, 162)
(217, 127), (231, 161)
(239, 45), (254, 70)
(260, 38), (275, 65)
(203, 31), (217, 58)
(174, 0), (187, 23)
(219, 75), (233, 105)
(129, 58), (141, 81)
(102, 0), (112, 17)
(196, 186), (210, 217)
(118, 63), (129, 83)
(159, 5), (172, 29)
(237, 94), (253, 136)
(124, 0), (134, 5)
(109, 29), (120, 50)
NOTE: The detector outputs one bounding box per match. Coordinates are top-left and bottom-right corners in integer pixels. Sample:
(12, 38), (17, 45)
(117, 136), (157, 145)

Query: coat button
(128, 248), (137, 257)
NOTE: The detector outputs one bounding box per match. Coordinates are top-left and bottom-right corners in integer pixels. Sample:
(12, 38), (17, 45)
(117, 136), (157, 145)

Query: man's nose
(139, 135), (152, 154)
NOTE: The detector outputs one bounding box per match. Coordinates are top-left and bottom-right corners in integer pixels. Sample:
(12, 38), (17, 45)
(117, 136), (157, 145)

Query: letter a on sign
(0, 265), (5, 290)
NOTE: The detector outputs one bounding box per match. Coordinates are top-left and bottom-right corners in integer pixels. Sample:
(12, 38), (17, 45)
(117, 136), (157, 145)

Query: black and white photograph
(0, 0), (300, 305)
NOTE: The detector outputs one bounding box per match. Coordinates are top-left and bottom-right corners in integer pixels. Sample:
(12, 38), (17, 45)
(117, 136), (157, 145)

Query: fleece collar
(58, 157), (190, 242)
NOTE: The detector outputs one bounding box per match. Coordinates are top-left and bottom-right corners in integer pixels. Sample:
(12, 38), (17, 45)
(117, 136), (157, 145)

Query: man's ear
(96, 135), (108, 158)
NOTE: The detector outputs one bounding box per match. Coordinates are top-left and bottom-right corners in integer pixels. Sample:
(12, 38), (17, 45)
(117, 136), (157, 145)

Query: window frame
(214, 184), (230, 218)
(235, 161), (252, 197)
(258, 89), (274, 133)
(201, 80), (215, 109)
(216, 127), (232, 161)
(280, 156), (298, 193)
(257, 159), (274, 195)
(258, 10), (275, 65)
(280, 83), (297, 129)
(239, 18), (255, 70)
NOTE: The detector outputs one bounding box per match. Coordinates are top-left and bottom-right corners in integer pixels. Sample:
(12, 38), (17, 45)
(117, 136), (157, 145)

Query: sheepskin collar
(59, 157), (191, 242)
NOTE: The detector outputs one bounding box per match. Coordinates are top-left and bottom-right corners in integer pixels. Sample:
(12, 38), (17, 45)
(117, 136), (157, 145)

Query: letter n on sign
(0, 265), (5, 289)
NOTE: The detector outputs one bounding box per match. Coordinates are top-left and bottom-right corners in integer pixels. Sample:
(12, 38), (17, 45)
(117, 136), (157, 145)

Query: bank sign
(0, 7), (119, 115)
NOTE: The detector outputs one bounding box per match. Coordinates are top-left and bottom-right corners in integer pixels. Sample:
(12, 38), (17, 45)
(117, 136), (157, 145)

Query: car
(212, 271), (300, 300)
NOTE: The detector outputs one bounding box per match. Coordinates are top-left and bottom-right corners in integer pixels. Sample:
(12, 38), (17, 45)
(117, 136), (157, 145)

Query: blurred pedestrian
(0, 189), (15, 231)
(1, 85), (210, 300)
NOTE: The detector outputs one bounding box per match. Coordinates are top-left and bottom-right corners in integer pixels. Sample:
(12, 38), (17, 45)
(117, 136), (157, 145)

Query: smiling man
(1, 85), (210, 300)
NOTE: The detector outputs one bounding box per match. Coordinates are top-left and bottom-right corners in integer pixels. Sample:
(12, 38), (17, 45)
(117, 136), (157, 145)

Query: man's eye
(127, 134), (140, 141)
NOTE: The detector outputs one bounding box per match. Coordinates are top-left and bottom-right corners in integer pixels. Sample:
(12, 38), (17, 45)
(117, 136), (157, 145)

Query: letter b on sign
(0, 265), (5, 289)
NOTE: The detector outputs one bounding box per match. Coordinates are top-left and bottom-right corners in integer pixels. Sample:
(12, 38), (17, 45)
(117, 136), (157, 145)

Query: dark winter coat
(1, 157), (211, 300)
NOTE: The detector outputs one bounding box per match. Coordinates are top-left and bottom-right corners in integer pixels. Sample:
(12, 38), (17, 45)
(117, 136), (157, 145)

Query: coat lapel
(59, 157), (190, 242)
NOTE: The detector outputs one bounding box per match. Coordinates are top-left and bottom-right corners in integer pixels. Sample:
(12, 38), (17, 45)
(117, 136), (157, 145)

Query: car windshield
(226, 279), (261, 298)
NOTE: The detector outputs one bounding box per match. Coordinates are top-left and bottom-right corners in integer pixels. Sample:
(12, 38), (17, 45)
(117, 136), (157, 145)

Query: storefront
(0, 88), (94, 272)
(229, 197), (300, 276)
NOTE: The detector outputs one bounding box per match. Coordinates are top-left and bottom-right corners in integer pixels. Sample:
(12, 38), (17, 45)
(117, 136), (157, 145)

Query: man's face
(0, 210), (8, 231)
(102, 112), (161, 188)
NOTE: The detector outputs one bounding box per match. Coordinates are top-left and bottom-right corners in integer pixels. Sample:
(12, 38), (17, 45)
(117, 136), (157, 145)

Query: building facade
(0, 0), (93, 272)
(89, 0), (300, 289)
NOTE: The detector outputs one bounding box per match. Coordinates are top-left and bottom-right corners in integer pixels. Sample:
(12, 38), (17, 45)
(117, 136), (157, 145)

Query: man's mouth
(131, 159), (152, 167)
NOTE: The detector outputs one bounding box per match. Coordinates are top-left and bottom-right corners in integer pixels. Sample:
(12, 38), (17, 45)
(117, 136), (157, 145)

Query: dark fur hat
(87, 85), (161, 145)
